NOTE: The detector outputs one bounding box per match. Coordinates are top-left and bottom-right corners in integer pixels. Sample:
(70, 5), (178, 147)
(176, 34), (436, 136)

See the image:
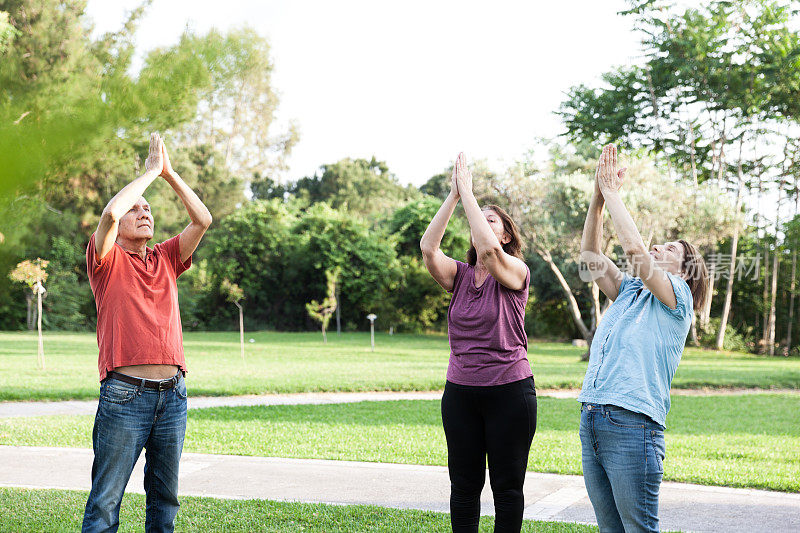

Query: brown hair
(466, 204), (525, 266)
(678, 239), (708, 310)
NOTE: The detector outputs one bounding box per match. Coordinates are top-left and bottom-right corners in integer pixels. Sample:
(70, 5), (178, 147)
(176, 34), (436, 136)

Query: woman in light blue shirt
(578, 145), (709, 532)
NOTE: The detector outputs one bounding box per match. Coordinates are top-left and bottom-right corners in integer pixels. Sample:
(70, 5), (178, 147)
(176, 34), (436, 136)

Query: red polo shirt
(86, 233), (191, 381)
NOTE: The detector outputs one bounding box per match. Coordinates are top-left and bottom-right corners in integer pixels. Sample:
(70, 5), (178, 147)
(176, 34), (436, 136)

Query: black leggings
(441, 377), (537, 533)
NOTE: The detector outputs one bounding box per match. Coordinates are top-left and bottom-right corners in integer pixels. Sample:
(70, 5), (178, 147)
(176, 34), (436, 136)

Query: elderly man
(82, 133), (212, 533)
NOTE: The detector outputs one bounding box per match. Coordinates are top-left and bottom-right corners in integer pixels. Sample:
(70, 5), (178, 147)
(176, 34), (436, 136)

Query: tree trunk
(37, 287), (45, 370)
(767, 247), (779, 356)
(715, 177), (744, 350)
(543, 253), (590, 339)
(786, 183), (799, 352)
(537, 249), (592, 360)
(716, 129), (726, 182)
(760, 248), (770, 353)
(25, 293), (33, 331)
(700, 262), (715, 330)
(235, 302), (244, 361)
(336, 289), (341, 335)
(690, 313), (699, 346)
(322, 324), (327, 344)
(689, 121), (698, 186)
(787, 250), (796, 351)
(224, 82), (247, 168)
(766, 180), (785, 355)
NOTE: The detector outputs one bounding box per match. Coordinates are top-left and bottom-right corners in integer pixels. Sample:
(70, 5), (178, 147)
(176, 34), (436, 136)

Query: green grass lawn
(2, 394), (797, 492)
(1, 331), (798, 401)
(0, 488), (595, 532)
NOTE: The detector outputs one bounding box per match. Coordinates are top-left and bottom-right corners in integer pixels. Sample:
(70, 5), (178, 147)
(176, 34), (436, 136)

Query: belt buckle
(157, 379), (170, 392)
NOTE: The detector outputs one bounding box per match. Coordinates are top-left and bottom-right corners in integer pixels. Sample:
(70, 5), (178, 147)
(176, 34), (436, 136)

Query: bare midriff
(114, 364), (180, 380)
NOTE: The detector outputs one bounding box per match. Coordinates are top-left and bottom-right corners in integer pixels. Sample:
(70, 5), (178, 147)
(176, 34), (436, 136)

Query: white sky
(86, 0), (642, 186)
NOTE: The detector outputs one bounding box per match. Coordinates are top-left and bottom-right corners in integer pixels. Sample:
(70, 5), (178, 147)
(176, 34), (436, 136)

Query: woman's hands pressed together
(454, 152), (473, 199)
(596, 144), (627, 197)
(449, 157), (460, 200)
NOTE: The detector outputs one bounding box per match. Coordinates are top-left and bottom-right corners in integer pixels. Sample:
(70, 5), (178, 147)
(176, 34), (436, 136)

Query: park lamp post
(367, 313), (377, 352)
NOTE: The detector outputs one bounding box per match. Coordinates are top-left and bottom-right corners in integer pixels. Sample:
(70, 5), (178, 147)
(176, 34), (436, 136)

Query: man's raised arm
(95, 133), (164, 261)
(159, 141), (213, 263)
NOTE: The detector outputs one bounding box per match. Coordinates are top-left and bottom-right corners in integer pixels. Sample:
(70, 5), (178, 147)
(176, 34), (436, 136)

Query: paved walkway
(1, 446), (798, 532)
(4, 387), (795, 418)
(0, 390), (578, 418)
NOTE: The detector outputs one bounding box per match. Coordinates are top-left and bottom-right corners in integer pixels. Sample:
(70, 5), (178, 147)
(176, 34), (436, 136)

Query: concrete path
(2, 388), (796, 418)
(0, 390), (578, 418)
(2, 445), (798, 532)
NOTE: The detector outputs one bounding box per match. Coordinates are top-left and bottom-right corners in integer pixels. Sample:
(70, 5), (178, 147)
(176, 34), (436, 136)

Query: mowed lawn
(0, 488), (596, 532)
(2, 394), (797, 492)
(1, 331), (799, 401)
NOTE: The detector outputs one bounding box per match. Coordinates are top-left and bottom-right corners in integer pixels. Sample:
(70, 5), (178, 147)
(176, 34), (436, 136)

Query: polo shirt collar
(119, 243), (154, 261)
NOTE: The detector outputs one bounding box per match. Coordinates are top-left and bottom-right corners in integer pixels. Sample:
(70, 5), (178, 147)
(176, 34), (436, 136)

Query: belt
(582, 403), (625, 411)
(106, 371), (181, 391)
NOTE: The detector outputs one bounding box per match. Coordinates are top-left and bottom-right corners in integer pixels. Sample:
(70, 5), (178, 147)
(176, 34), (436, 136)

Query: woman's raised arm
(420, 164), (460, 291)
(455, 153), (527, 290)
(598, 145), (679, 309)
(580, 145), (625, 300)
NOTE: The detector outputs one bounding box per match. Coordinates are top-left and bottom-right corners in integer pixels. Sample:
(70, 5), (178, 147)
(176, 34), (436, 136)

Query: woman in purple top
(420, 152), (536, 533)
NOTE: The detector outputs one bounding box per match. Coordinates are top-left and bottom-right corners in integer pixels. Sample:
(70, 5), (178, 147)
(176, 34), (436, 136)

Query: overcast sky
(86, 0), (642, 186)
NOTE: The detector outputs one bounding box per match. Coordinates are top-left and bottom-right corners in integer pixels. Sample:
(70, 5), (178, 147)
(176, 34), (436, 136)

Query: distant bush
(698, 318), (752, 353)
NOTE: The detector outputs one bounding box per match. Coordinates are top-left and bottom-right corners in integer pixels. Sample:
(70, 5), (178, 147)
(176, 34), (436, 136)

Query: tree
(250, 175), (290, 201)
(202, 199), (299, 329)
(43, 235), (93, 330)
(292, 158), (420, 217)
(293, 203), (400, 329)
(559, 0), (800, 350)
(784, 211), (800, 351)
(9, 258), (48, 368)
(419, 172), (451, 200)
(0, 0), (212, 203)
(220, 279), (246, 360)
(306, 267), (340, 343)
(379, 198), (470, 331)
(174, 27), (298, 178)
(0, 10), (18, 54)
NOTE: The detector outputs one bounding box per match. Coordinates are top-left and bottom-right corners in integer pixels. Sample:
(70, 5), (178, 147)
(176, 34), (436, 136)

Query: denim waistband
(581, 402), (664, 429)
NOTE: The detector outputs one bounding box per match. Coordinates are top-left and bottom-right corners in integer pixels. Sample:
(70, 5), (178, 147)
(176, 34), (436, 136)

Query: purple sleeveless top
(446, 260), (532, 386)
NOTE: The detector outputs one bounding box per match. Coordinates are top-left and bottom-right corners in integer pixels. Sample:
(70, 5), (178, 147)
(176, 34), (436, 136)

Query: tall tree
(0, 0), (211, 204)
(174, 27), (298, 178)
(559, 0), (800, 349)
(290, 157), (420, 218)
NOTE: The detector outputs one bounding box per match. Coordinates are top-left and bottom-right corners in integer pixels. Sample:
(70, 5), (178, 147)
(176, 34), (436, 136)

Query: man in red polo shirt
(82, 133), (212, 533)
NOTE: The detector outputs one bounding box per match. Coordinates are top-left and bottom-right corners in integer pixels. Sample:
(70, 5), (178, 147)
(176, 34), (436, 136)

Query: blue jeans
(82, 374), (188, 533)
(579, 403), (666, 533)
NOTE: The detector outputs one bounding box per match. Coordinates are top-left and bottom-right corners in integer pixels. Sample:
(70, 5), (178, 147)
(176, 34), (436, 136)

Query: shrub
(698, 318), (752, 352)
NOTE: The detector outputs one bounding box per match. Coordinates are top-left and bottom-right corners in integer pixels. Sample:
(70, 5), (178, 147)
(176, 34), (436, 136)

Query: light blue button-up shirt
(577, 272), (693, 427)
